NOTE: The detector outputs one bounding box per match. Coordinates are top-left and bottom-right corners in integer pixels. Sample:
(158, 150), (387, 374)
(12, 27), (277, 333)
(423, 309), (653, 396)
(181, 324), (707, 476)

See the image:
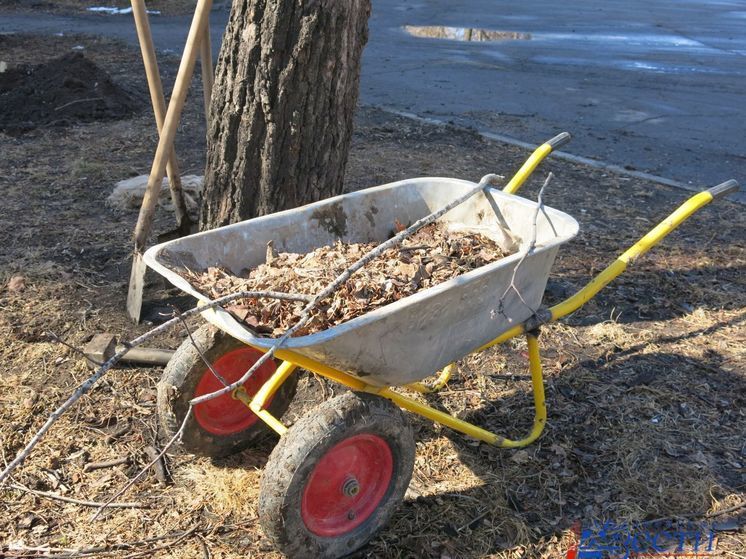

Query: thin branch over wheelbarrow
(0, 172), (504, 485)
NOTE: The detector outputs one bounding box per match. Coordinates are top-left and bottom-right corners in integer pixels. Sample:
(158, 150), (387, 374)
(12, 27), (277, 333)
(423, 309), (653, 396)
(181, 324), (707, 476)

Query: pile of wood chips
(187, 222), (511, 337)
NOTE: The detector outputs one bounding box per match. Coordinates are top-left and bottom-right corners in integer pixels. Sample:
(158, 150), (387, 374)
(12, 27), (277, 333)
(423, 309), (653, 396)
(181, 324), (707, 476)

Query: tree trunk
(199, 0), (371, 230)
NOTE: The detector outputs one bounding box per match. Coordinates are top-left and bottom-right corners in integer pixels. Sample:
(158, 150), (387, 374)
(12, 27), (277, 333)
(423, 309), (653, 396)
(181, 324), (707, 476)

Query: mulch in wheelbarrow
(186, 222), (512, 337)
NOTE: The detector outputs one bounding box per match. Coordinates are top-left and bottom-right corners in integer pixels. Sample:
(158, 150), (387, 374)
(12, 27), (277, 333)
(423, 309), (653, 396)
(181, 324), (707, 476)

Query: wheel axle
(342, 476), (360, 497)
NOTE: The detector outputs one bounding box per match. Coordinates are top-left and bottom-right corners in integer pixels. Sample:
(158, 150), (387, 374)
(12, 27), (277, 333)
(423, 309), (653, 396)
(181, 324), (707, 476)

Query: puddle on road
(404, 27), (715, 51)
(403, 25), (745, 75)
(404, 25), (531, 42)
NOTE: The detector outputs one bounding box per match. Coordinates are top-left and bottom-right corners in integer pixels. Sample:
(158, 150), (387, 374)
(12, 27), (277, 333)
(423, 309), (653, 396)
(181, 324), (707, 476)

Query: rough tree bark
(199, 0), (371, 230)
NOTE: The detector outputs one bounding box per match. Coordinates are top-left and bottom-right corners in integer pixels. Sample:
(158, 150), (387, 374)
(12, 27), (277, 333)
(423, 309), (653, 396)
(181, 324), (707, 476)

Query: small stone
(107, 174), (204, 211)
(510, 449), (531, 464)
(17, 513), (36, 529)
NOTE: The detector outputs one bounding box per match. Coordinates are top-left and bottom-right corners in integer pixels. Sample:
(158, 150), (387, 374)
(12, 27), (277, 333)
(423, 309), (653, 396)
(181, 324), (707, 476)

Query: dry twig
(176, 313), (229, 386)
(9, 482), (144, 509)
(143, 445), (169, 484)
(4, 525), (199, 558)
(90, 407), (192, 520)
(497, 172), (554, 319)
(83, 456), (129, 472)
(0, 290), (309, 485)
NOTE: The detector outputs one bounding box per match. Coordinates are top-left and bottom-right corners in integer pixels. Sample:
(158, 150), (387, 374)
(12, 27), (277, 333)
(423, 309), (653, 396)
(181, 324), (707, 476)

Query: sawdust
(186, 222), (511, 337)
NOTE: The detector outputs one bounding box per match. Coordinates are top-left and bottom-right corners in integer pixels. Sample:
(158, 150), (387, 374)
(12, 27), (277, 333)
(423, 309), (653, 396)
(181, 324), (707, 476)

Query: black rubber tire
(157, 324), (298, 458)
(258, 392), (415, 558)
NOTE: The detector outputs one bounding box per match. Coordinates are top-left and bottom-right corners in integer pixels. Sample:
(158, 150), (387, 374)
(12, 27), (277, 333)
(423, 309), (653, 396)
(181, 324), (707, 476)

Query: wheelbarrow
(144, 134), (739, 558)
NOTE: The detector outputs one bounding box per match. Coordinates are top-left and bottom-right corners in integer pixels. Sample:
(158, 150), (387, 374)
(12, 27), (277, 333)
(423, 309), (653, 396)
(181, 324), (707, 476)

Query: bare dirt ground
(1, 33), (744, 558)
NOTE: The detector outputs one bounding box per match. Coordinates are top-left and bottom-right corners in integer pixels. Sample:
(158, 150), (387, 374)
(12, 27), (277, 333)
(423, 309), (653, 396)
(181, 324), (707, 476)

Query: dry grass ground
(1, 33), (744, 558)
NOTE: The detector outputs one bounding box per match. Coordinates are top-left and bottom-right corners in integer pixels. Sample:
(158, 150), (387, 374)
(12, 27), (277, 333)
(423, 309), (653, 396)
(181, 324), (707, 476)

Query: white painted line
(374, 105), (743, 204)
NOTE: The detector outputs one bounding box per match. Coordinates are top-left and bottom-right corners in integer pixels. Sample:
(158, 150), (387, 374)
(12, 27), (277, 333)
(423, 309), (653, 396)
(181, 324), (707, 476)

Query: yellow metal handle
(478, 180), (739, 351)
(503, 132), (571, 195)
(550, 180), (739, 321)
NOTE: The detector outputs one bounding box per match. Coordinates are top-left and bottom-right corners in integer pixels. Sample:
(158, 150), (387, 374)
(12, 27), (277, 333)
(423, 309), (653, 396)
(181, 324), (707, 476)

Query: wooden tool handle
(130, 0), (192, 230)
(133, 0), (213, 250)
(200, 17), (214, 126)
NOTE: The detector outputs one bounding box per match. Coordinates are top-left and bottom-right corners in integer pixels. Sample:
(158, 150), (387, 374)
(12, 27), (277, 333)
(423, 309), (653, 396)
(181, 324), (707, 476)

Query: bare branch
(83, 456), (130, 472)
(119, 525), (198, 559)
(0, 290), (308, 485)
(189, 173), (503, 406)
(90, 407), (192, 520)
(4, 524), (200, 558)
(176, 313), (229, 387)
(9, 482), (144, 509)
(143, 445), (169, 484)
(497, 172), (553, 319)
(47, 332), (102, 366)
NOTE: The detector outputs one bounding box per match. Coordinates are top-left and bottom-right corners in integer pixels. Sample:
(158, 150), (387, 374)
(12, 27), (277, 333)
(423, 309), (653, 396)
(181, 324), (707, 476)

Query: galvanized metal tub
(144, 177), (579, 386)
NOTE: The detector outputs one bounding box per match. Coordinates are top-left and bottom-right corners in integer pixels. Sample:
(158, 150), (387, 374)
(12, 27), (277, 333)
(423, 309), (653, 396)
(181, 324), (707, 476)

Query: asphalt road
(1, 1), (744, 200)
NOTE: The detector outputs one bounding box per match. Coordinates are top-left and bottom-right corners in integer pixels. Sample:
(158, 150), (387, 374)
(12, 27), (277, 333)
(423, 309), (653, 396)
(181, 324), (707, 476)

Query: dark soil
(0, 50), (141, 134)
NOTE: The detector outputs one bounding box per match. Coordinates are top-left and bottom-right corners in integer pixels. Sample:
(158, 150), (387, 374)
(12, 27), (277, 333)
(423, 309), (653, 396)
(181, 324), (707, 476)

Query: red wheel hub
(301, 434), (394, 537)
(193, 346), (277, 436)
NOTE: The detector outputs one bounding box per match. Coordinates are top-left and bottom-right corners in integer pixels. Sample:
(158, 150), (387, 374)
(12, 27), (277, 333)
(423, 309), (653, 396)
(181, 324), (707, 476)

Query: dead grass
(178, 459), (261, 518)
(0, 34), (744, 559)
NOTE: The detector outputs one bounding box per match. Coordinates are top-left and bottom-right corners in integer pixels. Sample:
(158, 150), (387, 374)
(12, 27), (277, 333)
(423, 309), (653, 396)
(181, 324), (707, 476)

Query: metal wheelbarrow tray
(144, 177), (579, 386)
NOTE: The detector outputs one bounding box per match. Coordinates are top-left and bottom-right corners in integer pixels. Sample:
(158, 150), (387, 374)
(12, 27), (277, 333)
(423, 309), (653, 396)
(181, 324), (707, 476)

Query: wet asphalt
(1, 1), (744, 200)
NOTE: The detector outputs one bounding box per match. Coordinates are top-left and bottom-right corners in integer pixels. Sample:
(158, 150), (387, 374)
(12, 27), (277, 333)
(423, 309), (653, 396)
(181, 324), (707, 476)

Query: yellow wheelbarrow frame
(213, 138), (739, 449)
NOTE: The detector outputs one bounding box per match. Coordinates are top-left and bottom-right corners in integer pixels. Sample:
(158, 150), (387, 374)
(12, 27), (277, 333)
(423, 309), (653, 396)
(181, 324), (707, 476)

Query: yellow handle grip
(502, 132), (571, 195)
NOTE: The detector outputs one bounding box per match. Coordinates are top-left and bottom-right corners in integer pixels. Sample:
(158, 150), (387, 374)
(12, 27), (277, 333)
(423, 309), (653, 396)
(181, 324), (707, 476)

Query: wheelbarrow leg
(233, 360), (298, 436)
(232, 342), (548, 448)
(377, 331), (548, 448)
(395, 332), (547, 447)
(502, 330), (547, 448)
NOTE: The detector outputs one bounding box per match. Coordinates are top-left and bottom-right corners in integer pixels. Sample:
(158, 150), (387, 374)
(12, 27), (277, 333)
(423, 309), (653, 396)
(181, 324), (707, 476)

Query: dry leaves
(187, 222), (510, 337)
